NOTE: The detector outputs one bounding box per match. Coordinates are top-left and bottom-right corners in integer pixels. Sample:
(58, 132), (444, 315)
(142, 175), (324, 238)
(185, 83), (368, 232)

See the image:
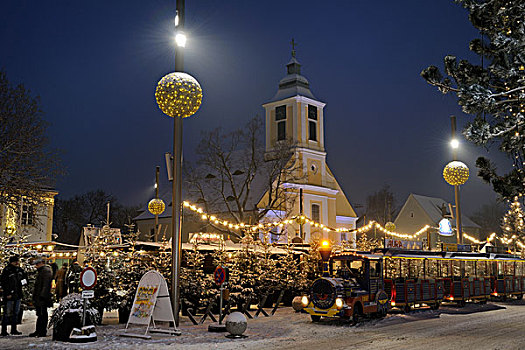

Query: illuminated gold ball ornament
(385, 222), (396, 232)
(155, 72), (202, 118)
(443, 161), (469, 186)
(148, 198), (166, 216)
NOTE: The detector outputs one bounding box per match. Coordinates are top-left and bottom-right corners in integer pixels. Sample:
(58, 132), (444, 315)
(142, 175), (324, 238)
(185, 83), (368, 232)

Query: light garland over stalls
(182, 201), (431, 239)
(181, 200), (525, 249)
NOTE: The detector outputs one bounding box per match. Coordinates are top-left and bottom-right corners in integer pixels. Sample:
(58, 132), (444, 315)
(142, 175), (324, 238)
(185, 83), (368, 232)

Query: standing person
(67, 260), (82, 294)
(30, 258), (52, 337)
(0, 256), (27, 336)
(54, 263), (68, 301)
(50, 262), (58, 280)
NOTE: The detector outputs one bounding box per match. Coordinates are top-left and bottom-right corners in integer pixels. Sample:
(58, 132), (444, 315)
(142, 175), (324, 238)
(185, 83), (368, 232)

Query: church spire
(267, 39), (316, 102)
(286, 38), (302, 75)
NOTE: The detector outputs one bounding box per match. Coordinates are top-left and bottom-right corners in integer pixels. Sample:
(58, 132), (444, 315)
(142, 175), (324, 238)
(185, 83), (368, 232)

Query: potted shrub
(49, 293), (100, 342)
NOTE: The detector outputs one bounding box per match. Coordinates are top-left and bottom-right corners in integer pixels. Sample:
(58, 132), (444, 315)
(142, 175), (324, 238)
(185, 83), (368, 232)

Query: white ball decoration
(225, 311), (247, 336)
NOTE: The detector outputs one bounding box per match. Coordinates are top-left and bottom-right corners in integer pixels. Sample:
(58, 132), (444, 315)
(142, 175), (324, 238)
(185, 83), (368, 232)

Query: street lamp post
(172, 0), (185, 328)
(155, 0), (202, 330)
(444, 115), (471, 245)
(147, 166), (166, 242)
(450, 115), (462, 244)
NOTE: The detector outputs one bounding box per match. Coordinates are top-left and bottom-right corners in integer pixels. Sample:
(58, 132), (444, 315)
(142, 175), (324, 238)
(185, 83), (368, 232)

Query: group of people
(0, 256), (82, 337)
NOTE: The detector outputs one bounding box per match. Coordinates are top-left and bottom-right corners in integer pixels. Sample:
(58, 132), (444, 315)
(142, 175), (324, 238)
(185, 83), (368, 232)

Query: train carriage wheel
(310, 315), (321, 322)
(403, 304), (411, 314)
(349, 304), (363, 326)
(516, 294), (523, 300)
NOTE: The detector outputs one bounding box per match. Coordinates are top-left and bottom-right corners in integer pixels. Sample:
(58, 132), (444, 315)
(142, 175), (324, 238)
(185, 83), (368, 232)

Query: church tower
(259, 43), (357, 244)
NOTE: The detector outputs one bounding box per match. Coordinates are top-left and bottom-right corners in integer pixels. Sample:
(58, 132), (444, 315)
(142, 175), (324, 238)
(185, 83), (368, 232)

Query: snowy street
(1, 300), (524, 350)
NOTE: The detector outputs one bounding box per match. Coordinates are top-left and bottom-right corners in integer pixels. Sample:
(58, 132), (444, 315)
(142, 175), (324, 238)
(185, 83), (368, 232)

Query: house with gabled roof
(394, 193), (481, 249)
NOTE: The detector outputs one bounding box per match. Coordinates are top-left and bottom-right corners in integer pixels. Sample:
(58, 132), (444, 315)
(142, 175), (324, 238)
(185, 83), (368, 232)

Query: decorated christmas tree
(501, 197), (525, 236)
(501, 196), (525, 251)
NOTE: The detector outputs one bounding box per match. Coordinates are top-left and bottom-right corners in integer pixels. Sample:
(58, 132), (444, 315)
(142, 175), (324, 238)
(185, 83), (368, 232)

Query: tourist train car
(439, 252), (493, 305)
(378, 249), (525, 308)
(378, 248), (445, 311)
(301, 250), (389, 323)
(487, 253), (524, 300)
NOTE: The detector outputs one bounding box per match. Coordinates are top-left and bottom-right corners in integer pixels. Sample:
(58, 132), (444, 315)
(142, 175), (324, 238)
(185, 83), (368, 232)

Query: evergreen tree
(501, 196), (525, 249)
(422, 0), (525, 199)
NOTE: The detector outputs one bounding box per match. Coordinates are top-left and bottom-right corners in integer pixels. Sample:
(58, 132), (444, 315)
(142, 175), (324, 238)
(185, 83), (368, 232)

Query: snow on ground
(0, 300), (524, 350)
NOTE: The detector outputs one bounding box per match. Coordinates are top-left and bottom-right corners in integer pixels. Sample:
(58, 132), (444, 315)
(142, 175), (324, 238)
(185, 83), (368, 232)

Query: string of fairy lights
(182, 200), (525, 249)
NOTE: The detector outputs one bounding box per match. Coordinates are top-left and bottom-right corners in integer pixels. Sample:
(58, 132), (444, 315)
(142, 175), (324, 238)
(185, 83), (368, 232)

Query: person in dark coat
(30, 258), (53, 337)
(50, 262), (58, 280)
(67, 261), (82, 294)
(1, 256), (27, 336)
(54, 263), (68, 300)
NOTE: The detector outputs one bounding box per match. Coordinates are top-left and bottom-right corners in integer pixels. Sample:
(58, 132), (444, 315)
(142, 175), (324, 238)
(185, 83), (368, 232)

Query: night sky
(0, 1), (511, 216)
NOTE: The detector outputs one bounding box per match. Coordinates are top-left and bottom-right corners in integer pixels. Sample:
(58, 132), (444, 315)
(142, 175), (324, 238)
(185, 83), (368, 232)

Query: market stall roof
(332, 250), (382, 260)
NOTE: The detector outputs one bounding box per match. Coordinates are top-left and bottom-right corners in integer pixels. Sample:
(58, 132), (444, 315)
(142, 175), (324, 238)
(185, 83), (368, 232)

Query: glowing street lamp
(446, 115), (468, 244)
(175, 32), (187, 47)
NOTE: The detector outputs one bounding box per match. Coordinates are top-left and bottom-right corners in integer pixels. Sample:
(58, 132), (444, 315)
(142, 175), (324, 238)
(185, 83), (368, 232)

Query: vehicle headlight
(335, 298), (344, 309)
(301, 296), (309, 306)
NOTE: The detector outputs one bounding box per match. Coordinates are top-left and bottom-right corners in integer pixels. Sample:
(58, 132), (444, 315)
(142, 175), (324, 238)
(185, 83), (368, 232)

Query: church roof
(267, 54), (317, 103)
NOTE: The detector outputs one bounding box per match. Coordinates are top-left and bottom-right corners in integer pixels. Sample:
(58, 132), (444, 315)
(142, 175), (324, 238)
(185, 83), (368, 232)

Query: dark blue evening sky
(0, 1), (510, 215)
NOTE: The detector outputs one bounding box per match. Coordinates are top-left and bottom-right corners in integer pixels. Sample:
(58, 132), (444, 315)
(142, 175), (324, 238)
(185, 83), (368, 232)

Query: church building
(258, 47), (358, 244)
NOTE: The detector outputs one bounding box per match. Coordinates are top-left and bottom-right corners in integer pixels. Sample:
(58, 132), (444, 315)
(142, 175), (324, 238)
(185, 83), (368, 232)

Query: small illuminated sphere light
(155, 72), (202, 118)
(443, 161), (469, 186)
(148, 198), (166, 216)
(385, 222), (396, 232)
(450, 138), (459, 149)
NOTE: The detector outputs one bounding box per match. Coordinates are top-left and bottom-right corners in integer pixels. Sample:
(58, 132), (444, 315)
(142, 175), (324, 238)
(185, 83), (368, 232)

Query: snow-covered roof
(411, 194), (480, 228)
